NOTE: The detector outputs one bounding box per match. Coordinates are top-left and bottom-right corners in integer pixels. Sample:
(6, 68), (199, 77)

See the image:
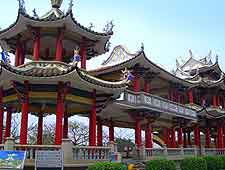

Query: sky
(0, 0), (225, 71)
(0, 0), (225, 144)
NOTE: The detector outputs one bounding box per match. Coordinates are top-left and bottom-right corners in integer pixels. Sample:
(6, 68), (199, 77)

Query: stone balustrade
(144, 147), (225, 160)
(120, 90), (197, 120)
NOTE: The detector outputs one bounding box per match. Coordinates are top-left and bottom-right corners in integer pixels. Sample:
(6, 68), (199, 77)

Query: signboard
(35, 150), (63, 170)
(0, 150), (26, 169)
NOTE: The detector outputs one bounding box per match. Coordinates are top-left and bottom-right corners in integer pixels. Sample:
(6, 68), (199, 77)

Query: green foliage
(146, 159), (176, 170)
(203, 156), (223, 170)
(180, 157), (207, 170)
(88, 162), (125, 170)
(219, 155), (225, 169)
(115, 138), (135, 152)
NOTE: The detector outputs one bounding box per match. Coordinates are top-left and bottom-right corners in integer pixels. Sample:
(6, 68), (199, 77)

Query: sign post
(0, 150), (26, 170)
(35, 150), (63, 170)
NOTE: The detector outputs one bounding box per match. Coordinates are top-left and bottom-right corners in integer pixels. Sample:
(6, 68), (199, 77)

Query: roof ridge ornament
(67, 0), (74, 12)
(141, 43), (144, 51)
(103, 20), (114, 34)
(189, 49), (193, 58)
(51, 0), (63, 8)
(216, 54), (219, 63)
(17, 0), (26, 13)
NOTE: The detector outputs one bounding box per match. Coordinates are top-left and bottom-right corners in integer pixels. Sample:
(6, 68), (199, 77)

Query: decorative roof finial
(176, 59), (180, 68)
(17, 0), (26, 13)
(141, 43), (144, 51)
(103, 20), (114, 34)
(188, 49), (193, 58)
(216, 55), (219, 63)
(32, 8), (38, 18)
(51, 0), (63, 8)
(88, 22), (94, 30)
(68, 0), (73, 12)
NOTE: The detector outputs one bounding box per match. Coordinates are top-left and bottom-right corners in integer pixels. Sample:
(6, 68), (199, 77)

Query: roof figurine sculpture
(51, 0), (63, 8)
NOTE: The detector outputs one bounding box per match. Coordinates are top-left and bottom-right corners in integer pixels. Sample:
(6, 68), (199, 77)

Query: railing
(121, 90), (197, 120)
(15, 144), (61, 160)
(144, 147), (225, 160)
(73, 146), (111, 161)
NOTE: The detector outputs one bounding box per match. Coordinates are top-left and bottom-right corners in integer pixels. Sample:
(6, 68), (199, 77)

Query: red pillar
(97, 121), (103, 146)
(89, 89), (96, 146)
(55, 29), (63, 61)
(63, 111), (68, 139)
(109, 123), (114, 142)
(0, 88), (3, 144)
(55, 82), (64, 145)
(15, 39), (21, 66)
(212, 95), (217, 107)
(178, 128), (183, 147)
(4, 108), (12, 140)
(223, 127), (225, 148)
(187, 89), (193, 104)
(19, 44), (25, 65)
(194, 127), (200, 147)
(135, 118), (141, 148)
(145, 123), (152, 148)
(205, 128), (210, 148)
(33, 28), (40, 61)
(217, 127), (223, 149)
(144, 80), (150, 93)
(20, 81), (29, 144)
(133, 74), (140, 92)
(171, 128), (176, 148)
(37, 112), (43, 145)
(163, 128), (168, 147)
(80, 47), (87, 69)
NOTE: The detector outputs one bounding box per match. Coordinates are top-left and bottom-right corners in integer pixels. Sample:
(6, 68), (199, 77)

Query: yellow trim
(66, 94), (92, 105)
(3, 95), (17, 103)
(2, 92), (93, 105)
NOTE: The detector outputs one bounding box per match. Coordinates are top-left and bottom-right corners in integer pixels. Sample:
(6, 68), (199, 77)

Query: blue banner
(0, 151), (26, 169)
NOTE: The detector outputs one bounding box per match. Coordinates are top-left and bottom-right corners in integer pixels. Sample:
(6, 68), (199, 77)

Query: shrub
(88, 162), (125, 170)
(180, 157), (207, 170)
(146, 158), (176, 170)
(203, 156), (223, 170)
(220, 155), (225, 169)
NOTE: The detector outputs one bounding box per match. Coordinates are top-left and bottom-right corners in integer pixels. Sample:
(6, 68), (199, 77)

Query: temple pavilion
(0, 0), (225, 164)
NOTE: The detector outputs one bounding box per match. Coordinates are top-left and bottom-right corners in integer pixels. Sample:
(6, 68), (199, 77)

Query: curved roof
(0, 3), (112, 57)
(0, 61), (129, 94)
(91, 45), (195, 87)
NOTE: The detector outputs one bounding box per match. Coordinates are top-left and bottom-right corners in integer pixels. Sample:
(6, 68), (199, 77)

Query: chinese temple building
(0, 0), (225, 167)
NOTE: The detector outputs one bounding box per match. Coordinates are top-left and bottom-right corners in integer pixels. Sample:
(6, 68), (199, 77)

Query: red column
(194, 127), (200, 147)
(133, 74), (140, 92)
(63, 111), (68, 139)
(205, 128), (210, 148)
(37, 112), (43, 145)
(19, 43), (25, 65)
(20, 81), (29, 144)
(171, 128), (176, 148)
(0, 88), (3, 144)
(4, 108), (12, 140)
(55, 29), (63, 61)
(15, 39), (21, 66)
(144, 80), (150, 93)
(178, 128), (183, 147)
(97, 121), (103, 146)
(89, 89), (96, 146)
(163, 128), (168, 147)
(212, 95), (217, 107)
(109, 123), (114, 142)
(145, 123), (152, 148)
(33, 28), (40, 61)
(135, 118), (141, 148)
(80, 47), (87, 69)
(187, 89), (193, 104)
(223, 127), (225, 148)
(217, 127), (223, 149)
(55, 82), (64, 145)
